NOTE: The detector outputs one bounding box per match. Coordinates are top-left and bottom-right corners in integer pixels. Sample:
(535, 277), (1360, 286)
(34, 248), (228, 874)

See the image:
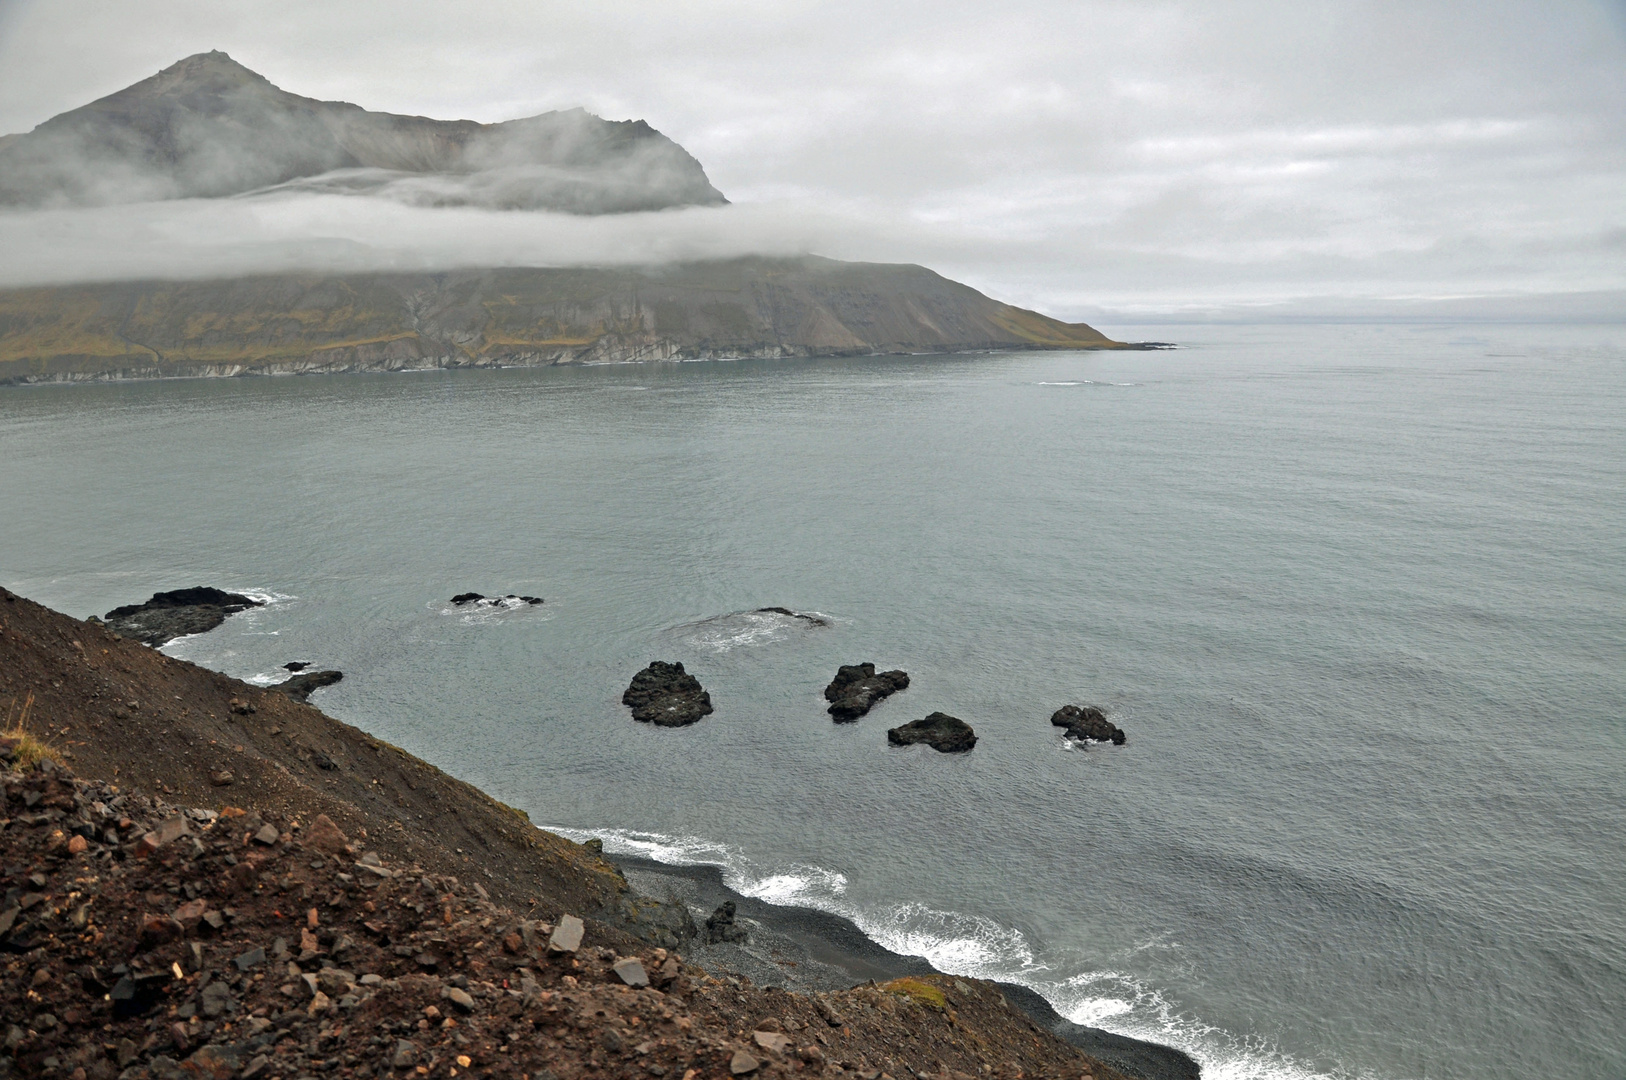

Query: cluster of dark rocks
(825, 663), (978, 754)
(622, 661), (715, 727)
(451, 593), (543, 607)
(101, 587), (264, 648)
(620, 657), (1128, 757)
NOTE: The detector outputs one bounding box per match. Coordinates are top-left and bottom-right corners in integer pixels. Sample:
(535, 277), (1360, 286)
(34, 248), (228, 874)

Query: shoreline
(0, 581), (1199, 1080)
(0, 341), (1172, 388)
(611, 854), (1201, 1080)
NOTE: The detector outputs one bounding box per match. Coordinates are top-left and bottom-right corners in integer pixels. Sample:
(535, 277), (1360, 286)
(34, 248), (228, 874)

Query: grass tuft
(2, 694), (63, 772)
(882, 977), (947, 1011)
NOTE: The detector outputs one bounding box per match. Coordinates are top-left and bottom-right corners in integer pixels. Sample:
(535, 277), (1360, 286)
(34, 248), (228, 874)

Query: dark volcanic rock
(824, 663), (910, 721)
(888, 712), (977, 753)
(274, 669), (343, 702)
(623, 661), (713, 727)
(705, 901), (749, 944)
(452, 592), (543, 607)
(1051, 705), (1125, 745)
(103, 587), (263, 647)
(283, 661), (311, 672)
(755, 607), (829, 626)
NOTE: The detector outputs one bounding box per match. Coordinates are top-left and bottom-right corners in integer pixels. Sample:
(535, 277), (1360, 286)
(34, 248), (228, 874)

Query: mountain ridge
(0, 51), (726, 212)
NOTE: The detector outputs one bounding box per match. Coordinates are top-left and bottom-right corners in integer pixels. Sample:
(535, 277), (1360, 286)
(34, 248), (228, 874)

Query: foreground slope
(0, 258), (1128, 383)
(0, 586), (1176, 1080)
(0, 51), (725, 212)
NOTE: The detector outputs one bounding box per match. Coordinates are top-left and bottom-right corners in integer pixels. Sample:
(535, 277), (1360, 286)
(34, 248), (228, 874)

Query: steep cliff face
(0, 257), (1126, 383)
(0, 51), (726, 212)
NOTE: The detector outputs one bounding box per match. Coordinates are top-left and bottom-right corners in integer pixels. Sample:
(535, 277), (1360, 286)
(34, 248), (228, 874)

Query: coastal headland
(0, 257), (1142, 386)
(0, 585), (1199, 1079)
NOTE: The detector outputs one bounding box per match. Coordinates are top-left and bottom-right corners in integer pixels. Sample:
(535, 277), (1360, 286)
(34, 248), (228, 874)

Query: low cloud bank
(0, 191), (840, 285)
(0, 185), (1620, 323)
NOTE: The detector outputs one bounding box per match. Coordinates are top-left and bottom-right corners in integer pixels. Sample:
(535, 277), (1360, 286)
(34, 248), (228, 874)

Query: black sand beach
(613, 855), (1201, 1080)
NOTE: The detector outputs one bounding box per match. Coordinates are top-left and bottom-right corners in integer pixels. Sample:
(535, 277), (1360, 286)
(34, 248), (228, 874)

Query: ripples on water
(1, 324), (1622, 1080)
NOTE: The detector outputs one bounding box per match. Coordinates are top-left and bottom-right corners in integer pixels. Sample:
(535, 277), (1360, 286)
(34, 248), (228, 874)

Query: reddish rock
(305, 813), (349, 854)
(173, 899), (207, 931)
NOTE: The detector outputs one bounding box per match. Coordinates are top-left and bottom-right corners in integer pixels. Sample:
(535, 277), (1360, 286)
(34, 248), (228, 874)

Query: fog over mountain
(0, 1), (1623, 320)
(0, 51), (725, 213)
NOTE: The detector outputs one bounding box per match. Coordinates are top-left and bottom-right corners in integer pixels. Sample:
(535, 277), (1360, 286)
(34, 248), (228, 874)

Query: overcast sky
(1, 0), (1623, 320)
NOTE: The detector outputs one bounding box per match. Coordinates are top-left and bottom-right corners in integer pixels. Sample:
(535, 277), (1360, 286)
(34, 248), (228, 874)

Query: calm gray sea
(3, 323), (1623, 1080)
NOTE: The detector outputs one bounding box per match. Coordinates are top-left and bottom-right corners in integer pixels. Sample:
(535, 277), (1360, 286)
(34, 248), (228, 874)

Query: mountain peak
(0, 54), (726, 212)
(133, 50), (274, 97)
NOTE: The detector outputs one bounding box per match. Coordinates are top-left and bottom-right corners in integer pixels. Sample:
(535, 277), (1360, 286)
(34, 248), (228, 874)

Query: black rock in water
(623, 661), (713, 727)
(275, 669), (343, 702)
(755, 606), (829, 626)
(103, 587), (264, 647)
(824, 662), (910, 721)
(452, 592), (543, 606)
(283, 662), (311, 672)
(704, 901), (748, 944)
(1051, 705), (1125, 745)
(888, 712), (977, 753)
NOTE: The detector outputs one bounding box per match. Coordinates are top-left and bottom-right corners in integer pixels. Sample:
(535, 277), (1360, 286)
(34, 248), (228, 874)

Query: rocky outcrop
(274, 669), (344, 702)
(605, 892), (699, 950)
(825, 663), (910, 721)
(623, 661), (714, 726)
(102, 587), (263, 647)
(888, 712), (978, 753)
(705, 900), (749, 944)
(1051, 705), (1125, 745)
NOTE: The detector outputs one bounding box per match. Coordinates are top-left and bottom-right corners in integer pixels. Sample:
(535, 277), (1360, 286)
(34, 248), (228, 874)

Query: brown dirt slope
(0, 585), (627, 923)
(0, 259), (1127, 384)
(0, 766), (1129, 1080)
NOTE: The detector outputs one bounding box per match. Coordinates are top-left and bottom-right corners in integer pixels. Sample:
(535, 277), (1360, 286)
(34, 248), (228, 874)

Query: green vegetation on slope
(0, 257), (1128, 383)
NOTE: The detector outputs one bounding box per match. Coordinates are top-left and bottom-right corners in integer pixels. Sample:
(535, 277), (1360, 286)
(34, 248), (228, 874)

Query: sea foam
(544, 824), (1362, 1080)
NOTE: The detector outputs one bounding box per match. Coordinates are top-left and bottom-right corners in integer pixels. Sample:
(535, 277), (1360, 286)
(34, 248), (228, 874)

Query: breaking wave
(542, 825), (1366, 1080)
(670, 607), (832, 653)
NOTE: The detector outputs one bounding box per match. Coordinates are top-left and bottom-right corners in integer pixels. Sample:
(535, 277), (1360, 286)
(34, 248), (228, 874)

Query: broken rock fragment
(754, 1030), (793, 1055)
(549, 913), (585, 954)
(613, 957), (649, 986)
(306, 813), (349, 854)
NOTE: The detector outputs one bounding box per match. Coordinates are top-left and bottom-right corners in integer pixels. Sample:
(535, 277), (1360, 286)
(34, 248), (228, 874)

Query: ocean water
(2, 323), (1623, 1080)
